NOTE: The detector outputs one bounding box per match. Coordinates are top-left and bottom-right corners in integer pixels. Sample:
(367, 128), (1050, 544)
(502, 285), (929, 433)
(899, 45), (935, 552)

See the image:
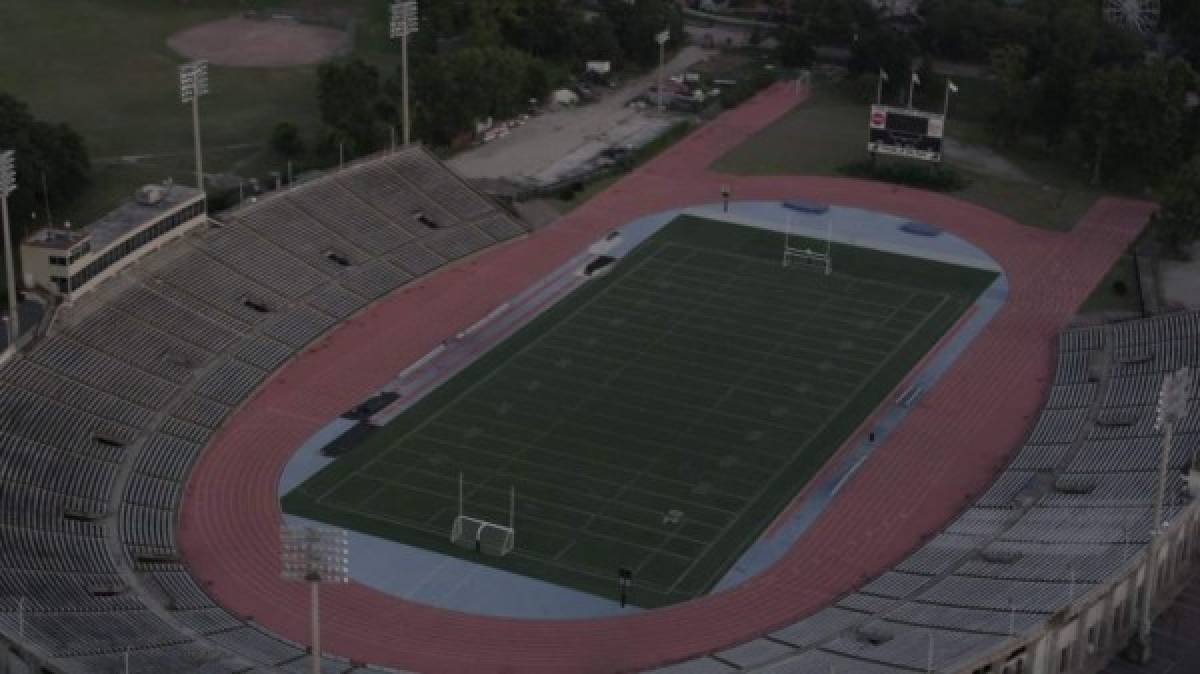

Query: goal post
(449, 472), (516, 556)
(782, 217), (833, 275)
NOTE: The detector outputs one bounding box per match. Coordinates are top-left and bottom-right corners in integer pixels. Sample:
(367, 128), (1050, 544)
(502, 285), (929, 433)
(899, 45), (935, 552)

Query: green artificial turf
(283, 216), (996, 607)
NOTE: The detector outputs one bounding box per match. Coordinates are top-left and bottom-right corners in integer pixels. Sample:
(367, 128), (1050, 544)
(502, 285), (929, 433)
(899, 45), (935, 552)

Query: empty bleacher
(655, 313), (1200, 673)
(0, 146), (525, 673)
(2, 142), (1191, 673)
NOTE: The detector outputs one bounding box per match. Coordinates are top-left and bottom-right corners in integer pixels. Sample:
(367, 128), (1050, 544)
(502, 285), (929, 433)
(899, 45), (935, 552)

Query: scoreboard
(867, 105), (945, 162)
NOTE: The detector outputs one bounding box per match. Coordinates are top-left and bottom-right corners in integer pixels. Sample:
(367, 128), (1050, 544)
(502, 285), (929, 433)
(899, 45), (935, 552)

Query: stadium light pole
(1135, 367), (1192, 662)
(281, 526), (350, 674)
(655, 28), (670, 112)
(0, 149), (18, 347)
(390, 1), (419, 147)
(179, 60), (209, 192)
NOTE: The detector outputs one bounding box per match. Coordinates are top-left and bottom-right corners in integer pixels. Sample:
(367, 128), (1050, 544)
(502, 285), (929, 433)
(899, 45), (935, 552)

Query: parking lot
(448, 46), (711, 186)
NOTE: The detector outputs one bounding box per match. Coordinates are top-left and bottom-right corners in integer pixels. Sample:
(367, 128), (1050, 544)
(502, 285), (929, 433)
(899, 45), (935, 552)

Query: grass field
(711, 78), (1102, 232)
(283, 216), (996, 607)
(0, 0), (399, 227)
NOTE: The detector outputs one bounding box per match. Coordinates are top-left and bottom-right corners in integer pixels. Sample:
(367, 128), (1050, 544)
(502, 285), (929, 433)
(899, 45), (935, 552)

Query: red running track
(180, 83), (1155, 673)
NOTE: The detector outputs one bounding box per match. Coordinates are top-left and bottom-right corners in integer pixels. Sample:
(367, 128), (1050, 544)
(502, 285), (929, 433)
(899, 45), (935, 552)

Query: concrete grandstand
(0, 146), (528, 673)
(0, 82), (1195, 674)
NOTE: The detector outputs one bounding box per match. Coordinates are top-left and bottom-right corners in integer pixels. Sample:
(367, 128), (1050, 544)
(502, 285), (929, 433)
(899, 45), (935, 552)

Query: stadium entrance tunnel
(583, 255), (615, 276)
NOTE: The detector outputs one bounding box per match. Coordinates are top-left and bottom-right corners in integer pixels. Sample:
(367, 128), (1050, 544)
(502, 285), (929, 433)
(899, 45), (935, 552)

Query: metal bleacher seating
(0, 146), (524, 673)
(655, 312), (1200, 673)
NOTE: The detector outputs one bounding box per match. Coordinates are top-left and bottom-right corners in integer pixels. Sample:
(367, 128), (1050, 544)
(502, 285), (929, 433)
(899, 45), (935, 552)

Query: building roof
(25, 183), (203, 252)
(85, 184), (204, 250)
(22, 228), (87, 251)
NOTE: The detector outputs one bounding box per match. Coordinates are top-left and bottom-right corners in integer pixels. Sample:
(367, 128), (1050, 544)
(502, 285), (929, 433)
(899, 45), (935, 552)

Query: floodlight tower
(1135, 367), (1192, 661)
(281, 526), (350, 674)
(655, 28), (670, 112)
(0, 150), (18, 346)
(390, 1), (420, 146)
(179, 60), (210, 192)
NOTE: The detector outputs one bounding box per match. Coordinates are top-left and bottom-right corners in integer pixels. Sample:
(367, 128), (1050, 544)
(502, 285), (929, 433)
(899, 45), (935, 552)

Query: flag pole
(943, 80), (957, 117)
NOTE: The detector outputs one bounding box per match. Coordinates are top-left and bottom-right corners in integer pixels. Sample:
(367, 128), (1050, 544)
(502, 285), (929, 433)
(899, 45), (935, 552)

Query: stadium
(0, 65), (1197, 674)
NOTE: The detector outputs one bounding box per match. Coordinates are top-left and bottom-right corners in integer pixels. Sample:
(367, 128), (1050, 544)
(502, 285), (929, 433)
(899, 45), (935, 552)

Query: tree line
(774, 0), (1200, 252)
(302, 0), (685, 157)
(0, 92), (90, 240)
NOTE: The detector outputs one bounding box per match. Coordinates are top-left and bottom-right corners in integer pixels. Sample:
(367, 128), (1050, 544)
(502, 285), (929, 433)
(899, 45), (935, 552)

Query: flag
(879, 69), (889, 82)
(912, 73), (921, 86)
(947, 80), (959, 93)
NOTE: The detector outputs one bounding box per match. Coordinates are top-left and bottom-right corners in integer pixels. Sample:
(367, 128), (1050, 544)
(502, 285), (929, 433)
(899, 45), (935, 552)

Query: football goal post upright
(450, 472), (517, 556)
(825, 220), (833, 275)
(509, 486), (516, 549)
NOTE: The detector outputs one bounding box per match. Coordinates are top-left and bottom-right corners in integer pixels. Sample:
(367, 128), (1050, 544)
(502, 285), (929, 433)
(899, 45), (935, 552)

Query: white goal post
(449, 472), (516, 557)
(782, 216), (833, 275)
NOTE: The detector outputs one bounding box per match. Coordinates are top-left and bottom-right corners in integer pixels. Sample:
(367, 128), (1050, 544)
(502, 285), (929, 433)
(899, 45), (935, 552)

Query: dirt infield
(167, 16), (347, 67)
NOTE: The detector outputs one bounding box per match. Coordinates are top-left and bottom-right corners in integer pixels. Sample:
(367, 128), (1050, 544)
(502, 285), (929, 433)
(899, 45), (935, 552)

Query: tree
(1079, 58), (1198, 185)
(1152, 155), (1200, 256)
(791, 0), (880, 45)
(776, 26), (816, 69)
(987, 45), (1033, 145)
(1027, 4), (1100, 147)
(1164, 0), (1200, 67)
(576, 13), (623, 68)
(317, 59), (386, 155)
(849, 28), (918, 104)
(603, 0), (684, 68)
(0, 92), (90, 231)
(918, 0), (1043, 63)
(402, 45), (550, 146)
(269, 122), (305, 159)
(501, 0), (581, 60)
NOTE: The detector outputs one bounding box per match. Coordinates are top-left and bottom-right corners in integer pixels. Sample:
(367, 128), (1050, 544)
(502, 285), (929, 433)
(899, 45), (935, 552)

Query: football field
(283, 216), (996, 607)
